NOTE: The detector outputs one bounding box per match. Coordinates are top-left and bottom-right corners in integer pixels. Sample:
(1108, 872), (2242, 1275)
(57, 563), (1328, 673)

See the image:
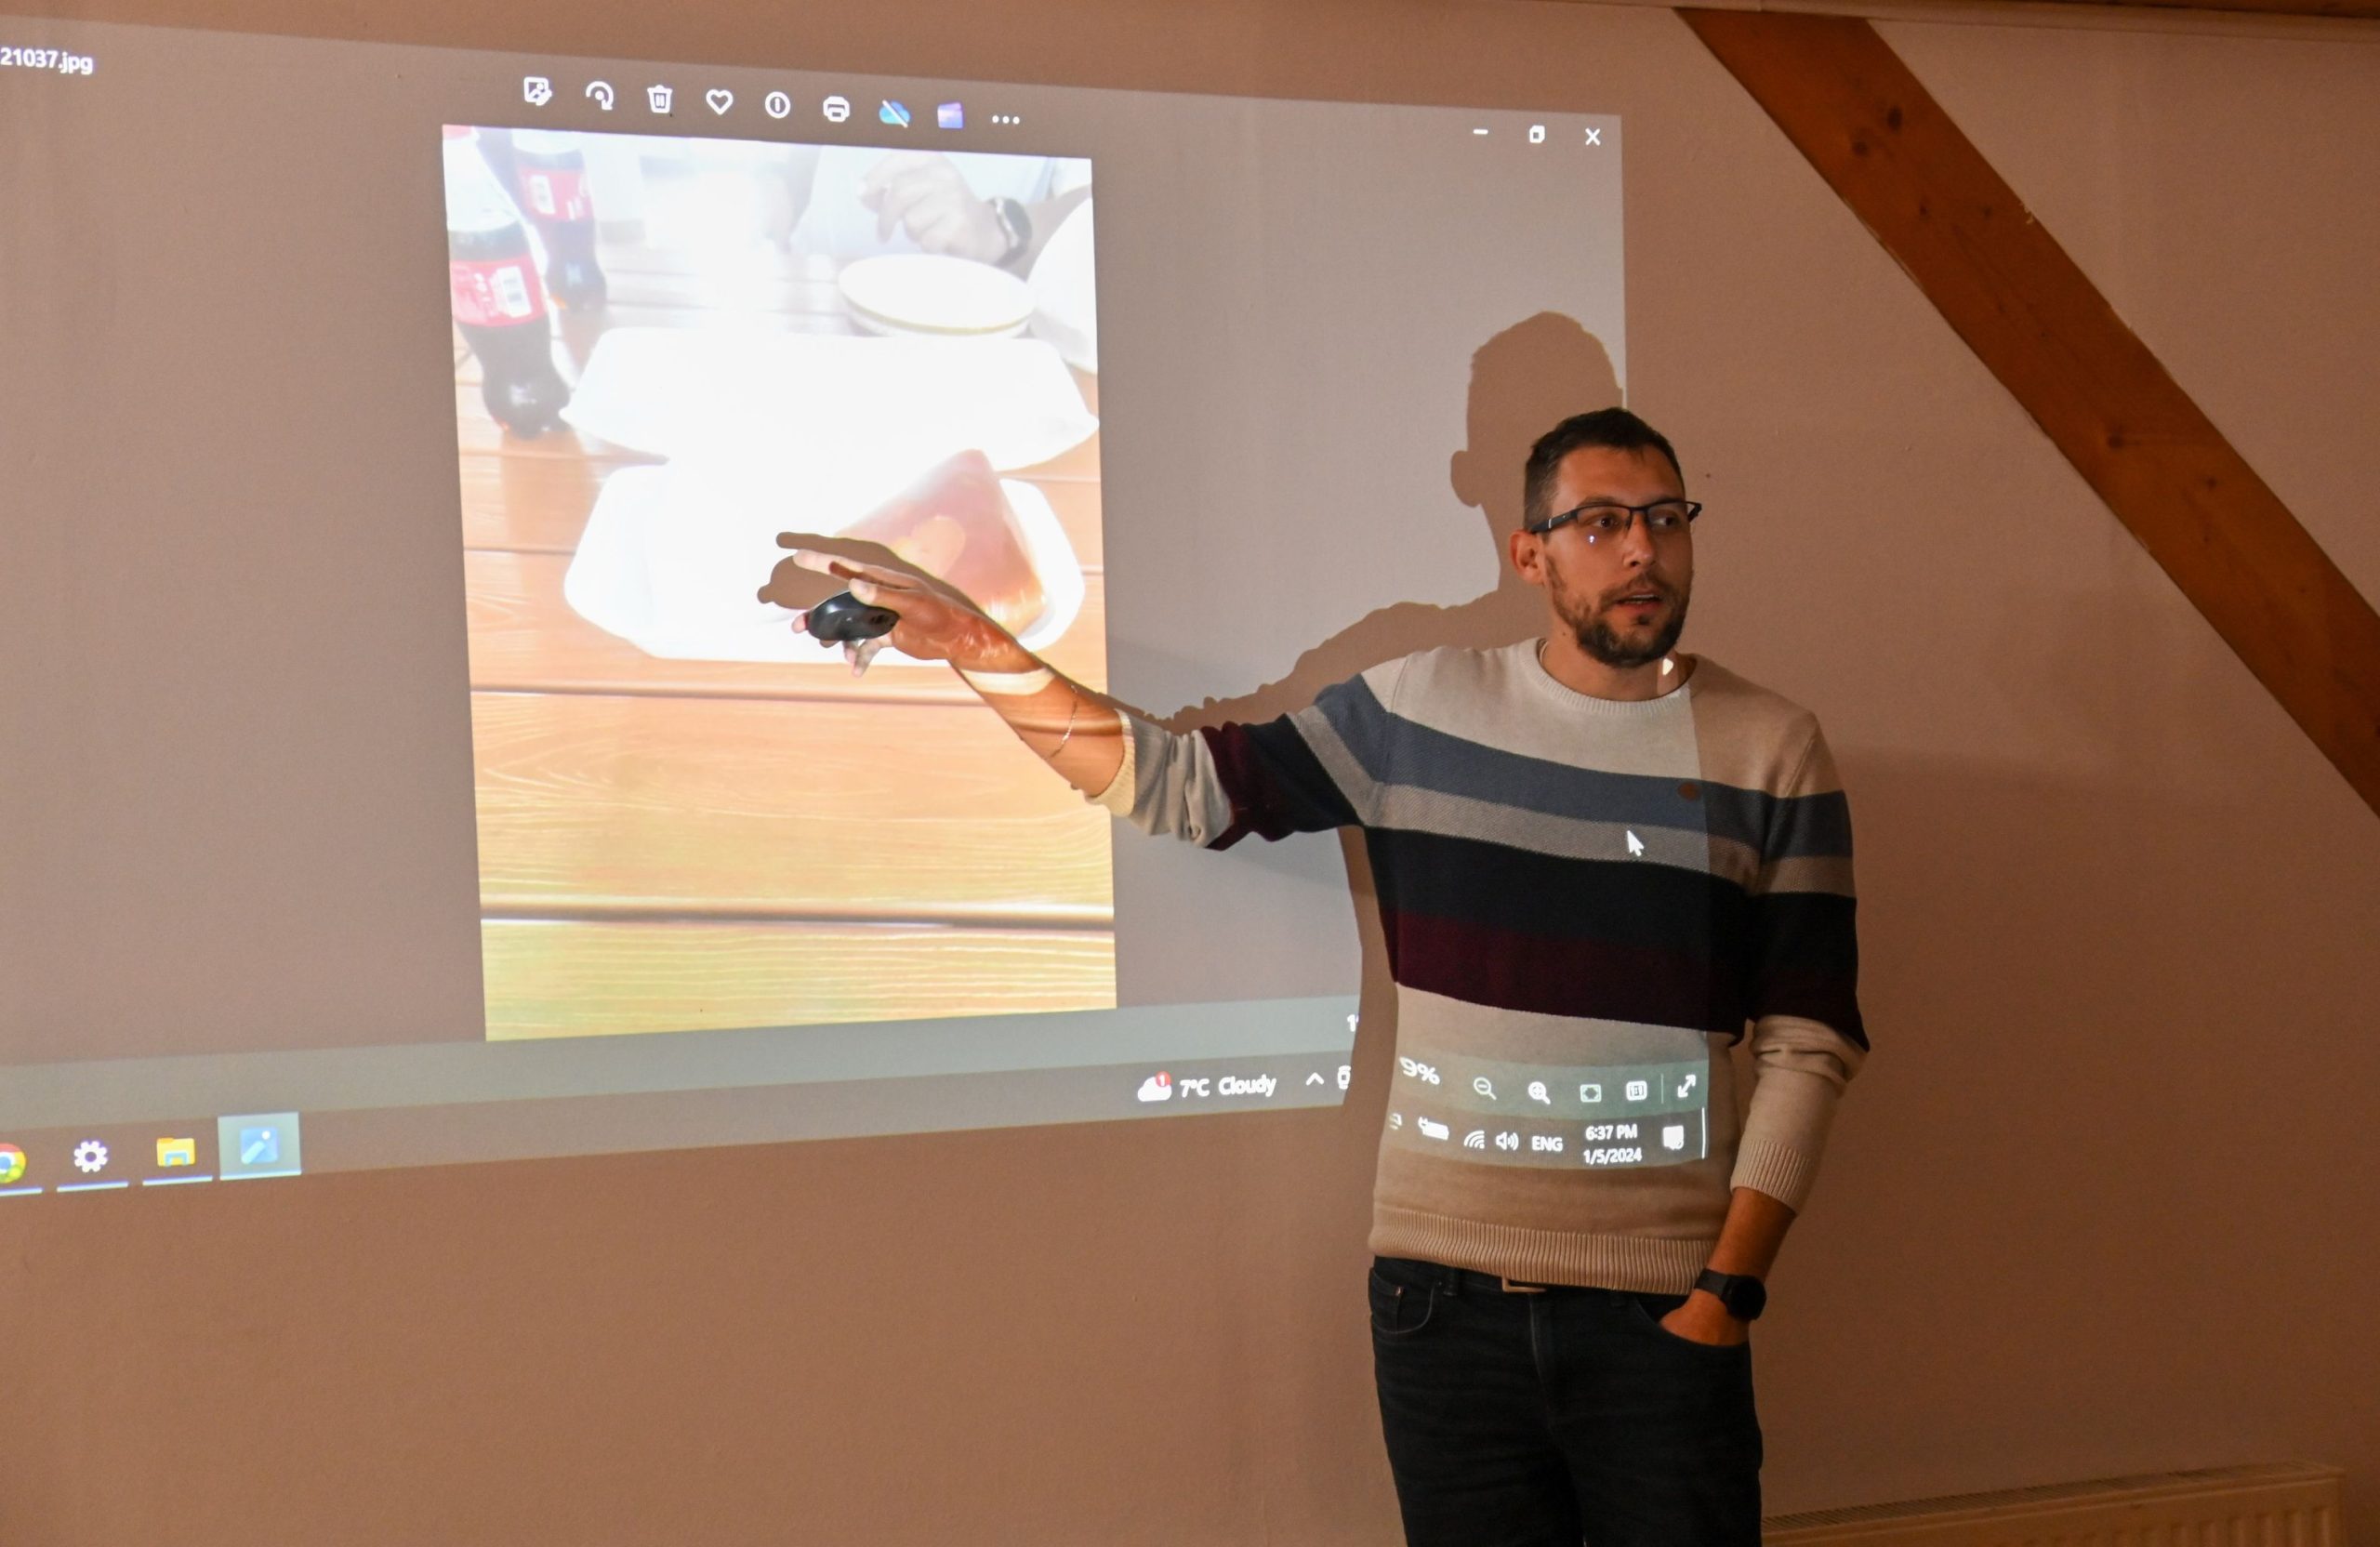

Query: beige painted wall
(2, 1), (2374, 1541)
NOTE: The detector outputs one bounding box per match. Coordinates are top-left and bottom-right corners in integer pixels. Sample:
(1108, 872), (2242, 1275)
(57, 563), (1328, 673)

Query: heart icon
(706, 87), (733, 114)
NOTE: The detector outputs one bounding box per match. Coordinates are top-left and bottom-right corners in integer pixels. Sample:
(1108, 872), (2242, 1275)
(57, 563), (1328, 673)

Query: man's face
(1514, 445), (1695, 669)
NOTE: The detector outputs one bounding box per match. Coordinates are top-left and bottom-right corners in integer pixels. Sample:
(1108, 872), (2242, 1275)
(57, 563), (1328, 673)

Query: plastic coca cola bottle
(510, 128), (608, 311)
(443, 126), (571, 437)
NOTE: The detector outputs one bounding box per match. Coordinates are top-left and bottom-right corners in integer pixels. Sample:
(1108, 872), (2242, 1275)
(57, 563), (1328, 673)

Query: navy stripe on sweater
(1312, 671), (1850, 860)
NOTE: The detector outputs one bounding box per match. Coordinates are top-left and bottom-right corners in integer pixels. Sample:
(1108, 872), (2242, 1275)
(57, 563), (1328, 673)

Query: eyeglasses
(1526, 498), (1703, 543)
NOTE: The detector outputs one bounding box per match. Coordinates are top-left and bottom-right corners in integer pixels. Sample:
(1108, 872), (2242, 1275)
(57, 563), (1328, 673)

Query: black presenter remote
(805, 590), (901, 644)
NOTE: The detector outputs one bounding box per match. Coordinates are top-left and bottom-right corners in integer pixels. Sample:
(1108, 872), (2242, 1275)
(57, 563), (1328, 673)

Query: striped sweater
(1093, 641), (1867, 1291)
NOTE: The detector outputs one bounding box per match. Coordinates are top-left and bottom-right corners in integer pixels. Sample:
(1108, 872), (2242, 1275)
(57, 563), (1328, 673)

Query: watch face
(1702, 1270), (1765, 1319)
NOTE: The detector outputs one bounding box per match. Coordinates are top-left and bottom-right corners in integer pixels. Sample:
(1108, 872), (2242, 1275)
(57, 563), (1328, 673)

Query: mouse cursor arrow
(1624, 830), (1645, 857)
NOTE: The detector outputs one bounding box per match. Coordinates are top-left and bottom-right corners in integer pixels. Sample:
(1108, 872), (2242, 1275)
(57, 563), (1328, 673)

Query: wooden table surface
(456, 213), (1115, 1039)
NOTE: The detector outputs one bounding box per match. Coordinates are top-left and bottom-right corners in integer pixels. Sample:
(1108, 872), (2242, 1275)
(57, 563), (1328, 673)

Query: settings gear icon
(72, 1139), (109, 1174)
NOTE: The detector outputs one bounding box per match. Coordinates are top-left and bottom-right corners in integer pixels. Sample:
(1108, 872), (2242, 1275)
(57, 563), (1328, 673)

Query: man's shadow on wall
(1135, 312), (1621, 1150)
(1156, 310), (1621, 733)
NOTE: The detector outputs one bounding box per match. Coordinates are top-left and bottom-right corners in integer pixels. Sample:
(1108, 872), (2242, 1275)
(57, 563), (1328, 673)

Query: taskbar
(0, 1052), (1351, 1192)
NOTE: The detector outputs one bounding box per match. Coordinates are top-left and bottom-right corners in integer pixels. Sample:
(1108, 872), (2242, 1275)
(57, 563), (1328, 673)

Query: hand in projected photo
(858, 152), (1011, 265)
(761, 547), (1032, 679)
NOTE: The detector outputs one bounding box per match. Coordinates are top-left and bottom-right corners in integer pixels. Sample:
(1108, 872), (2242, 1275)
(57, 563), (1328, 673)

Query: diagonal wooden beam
(1680, 9), (2380, 818)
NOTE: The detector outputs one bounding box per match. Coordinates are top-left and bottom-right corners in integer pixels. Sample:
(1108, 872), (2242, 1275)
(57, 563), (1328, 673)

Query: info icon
(763, 89), (792, 120)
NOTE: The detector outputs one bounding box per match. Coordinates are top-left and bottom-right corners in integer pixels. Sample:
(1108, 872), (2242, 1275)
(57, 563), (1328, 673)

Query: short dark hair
(1522, 408), (1684, 531)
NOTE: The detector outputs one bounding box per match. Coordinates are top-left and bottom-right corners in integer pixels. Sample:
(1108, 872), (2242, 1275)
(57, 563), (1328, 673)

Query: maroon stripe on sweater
(1197, 719), (1359, 849)
(1380, 906), (1742, 1035)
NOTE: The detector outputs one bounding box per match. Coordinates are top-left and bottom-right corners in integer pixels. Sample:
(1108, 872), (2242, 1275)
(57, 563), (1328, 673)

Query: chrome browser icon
(0, 1144), (25, 1185)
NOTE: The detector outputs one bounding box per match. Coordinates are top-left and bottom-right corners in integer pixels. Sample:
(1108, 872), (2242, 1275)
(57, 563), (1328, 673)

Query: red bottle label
(519, 167), (590, 222)
(449, 257), (548, 327)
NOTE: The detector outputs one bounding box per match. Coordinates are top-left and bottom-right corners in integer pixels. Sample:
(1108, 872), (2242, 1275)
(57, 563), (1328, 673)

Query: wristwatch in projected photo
(989, 195), (1033, 268)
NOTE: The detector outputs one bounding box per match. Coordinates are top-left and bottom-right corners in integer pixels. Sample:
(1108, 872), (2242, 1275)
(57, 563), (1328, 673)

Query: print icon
(522, 75), (554, 107)
(646, 84), (674, 114)
(585, 81), (615, 111)
(822, 94), (851, 123)
(763, 90), (791, 119)
(706, 88), (734, 115)
(1135, 1072), (1172, 1103)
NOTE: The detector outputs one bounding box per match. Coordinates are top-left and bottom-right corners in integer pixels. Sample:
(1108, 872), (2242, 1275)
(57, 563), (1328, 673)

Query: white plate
(850, 310), (1029, 342)
(837, 253), (1035, 337)
(559, 329), (1097, 470)
(562, 461), (1086, 668)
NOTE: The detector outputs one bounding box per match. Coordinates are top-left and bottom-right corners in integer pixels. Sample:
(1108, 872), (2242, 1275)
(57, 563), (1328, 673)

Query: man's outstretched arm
(774, 546), (1385, 845)
(780, 548), (1130, 798)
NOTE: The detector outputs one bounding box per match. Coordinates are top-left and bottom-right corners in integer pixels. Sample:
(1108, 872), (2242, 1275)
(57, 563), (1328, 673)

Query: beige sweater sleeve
(1729, 1014), (1866, 1212)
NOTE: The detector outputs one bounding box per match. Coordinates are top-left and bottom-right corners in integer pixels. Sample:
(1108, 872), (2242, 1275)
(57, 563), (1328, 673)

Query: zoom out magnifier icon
(1473, 1077), (1496, 1100)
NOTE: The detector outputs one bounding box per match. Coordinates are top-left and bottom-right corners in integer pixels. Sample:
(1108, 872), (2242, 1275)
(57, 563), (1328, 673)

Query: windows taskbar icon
(217, 1113), (302, 1180)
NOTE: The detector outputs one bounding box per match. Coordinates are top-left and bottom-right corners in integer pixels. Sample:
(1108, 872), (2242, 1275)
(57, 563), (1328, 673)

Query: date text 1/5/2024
(2, 46), (97, 75)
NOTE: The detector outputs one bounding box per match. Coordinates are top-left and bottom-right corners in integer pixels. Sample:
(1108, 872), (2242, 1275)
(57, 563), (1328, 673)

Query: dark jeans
(1369, 1255), (1762, 1547)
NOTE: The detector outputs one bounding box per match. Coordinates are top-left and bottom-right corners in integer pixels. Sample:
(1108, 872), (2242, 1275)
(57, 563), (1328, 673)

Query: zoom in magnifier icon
(1473, 1077), (1496, 1100)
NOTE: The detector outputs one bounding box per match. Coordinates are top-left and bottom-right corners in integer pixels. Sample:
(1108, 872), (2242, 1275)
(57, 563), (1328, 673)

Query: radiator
(1764, 1461), (2346, 1546)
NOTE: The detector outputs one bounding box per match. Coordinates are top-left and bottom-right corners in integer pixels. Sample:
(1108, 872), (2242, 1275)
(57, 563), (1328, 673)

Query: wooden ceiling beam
(1680, 8), (2380, 818)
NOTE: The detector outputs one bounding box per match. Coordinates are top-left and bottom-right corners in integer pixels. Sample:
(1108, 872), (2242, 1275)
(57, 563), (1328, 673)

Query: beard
(1549, 565), (1691, 669)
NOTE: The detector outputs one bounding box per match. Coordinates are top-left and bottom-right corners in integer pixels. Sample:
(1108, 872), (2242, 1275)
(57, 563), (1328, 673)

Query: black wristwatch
(1693, 1269), (1767, 1322)
(987, 196), (1033, 269)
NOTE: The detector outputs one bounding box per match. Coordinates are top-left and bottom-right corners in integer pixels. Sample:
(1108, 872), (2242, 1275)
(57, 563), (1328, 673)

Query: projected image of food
(444, 126), (1108, 1039)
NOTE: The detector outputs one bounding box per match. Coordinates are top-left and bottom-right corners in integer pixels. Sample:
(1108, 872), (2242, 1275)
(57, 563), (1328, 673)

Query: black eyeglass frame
(1524, 498), (1705, 539)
